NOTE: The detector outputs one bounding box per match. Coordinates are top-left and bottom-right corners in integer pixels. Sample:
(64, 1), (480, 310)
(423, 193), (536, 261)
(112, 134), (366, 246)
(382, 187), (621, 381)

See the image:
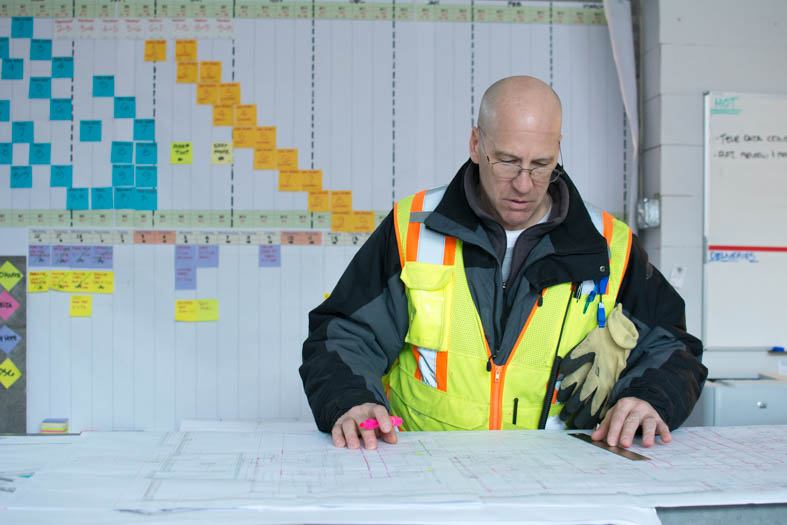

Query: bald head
(477, 76), (562, 138)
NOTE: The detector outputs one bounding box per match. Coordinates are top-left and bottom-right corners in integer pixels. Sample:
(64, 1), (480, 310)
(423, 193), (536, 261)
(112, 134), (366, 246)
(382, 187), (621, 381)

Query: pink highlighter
(359, 416), (403, 430)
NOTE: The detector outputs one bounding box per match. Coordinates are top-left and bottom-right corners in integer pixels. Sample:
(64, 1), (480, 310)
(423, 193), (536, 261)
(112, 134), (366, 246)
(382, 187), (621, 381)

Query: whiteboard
(703, 92), (787, 349)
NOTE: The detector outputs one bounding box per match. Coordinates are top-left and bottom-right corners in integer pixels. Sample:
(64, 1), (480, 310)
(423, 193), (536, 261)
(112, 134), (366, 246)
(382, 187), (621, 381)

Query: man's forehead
(486, 126), (561, 147)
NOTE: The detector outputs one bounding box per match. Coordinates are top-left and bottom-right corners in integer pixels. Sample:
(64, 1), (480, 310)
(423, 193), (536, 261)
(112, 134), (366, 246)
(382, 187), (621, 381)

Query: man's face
(469, 125), (560, 231)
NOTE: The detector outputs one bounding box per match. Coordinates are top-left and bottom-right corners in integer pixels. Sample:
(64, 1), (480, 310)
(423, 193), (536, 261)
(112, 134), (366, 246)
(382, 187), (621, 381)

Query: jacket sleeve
(299, 212), (409, 432)
(610, 234), (708, 429)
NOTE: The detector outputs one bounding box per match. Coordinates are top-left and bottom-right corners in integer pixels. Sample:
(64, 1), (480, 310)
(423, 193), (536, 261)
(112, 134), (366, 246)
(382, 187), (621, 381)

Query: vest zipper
(489, 363), (503, 430)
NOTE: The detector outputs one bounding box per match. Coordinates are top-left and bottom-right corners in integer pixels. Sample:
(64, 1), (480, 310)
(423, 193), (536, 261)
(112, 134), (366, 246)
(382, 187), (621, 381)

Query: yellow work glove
(556, 303), (639, 429)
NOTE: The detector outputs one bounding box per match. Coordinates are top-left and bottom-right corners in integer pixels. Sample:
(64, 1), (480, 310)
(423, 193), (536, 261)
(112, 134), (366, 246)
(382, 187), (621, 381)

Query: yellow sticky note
(50, 271), (69, 291)
(70, 295), (93, 317)
(277, 149), (298, 170)
(255, 127), (276, 150)
(69, 271), (90, 292)
(235, 104), (257, 127)
(89, 271), (114, 294)
(331, 191), (352, 212)
(196, 83), (219, 105)
(212, 142), (233, 164)
(175, 39), (197, 61)
(213, 104), (234, 126)
(144, 40), (166, 62)
(253, 148), (277, 170)
(171, 142), (193, 164)
(308, 191), (331, 212)
(301, 170), (322, 192)
(219, 83), (241, 105)
(28, 271), (50, 292)
(331, 212), (352, 232)
(233, 126), (255, 148)
(351, 211), (375, 233)
(200, 61), (222, 83)
(175, 300), (197, 322)
(278, 170), (302, 192)
(196, 299), (219, 322)
(176, 61), (198, 83)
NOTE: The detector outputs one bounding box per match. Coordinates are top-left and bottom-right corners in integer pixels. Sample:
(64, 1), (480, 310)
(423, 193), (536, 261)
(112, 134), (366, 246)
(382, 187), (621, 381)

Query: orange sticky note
(308, 191), (330, 212)
(331, 191), (352, 212)
(196, 83), (218, 105)
(144, 40), (166, 62)
(213, 104), (234, 126)
(176, 61), (198, 83)
(301, 170), (322, 192)
(255, 127), (276, 149)
(331, 212), (352, 232)
(254, 149), (277, 170)
(277, 149), (298, 170)
(175, 39), (197, 61)
(235, 104), (257, 126)
(219, 82), (241, 105)
(351, 211), (375, 233)
(233, 127), (255, 148)
(200, 61), (222, 83)
(278, 170), (302, 191)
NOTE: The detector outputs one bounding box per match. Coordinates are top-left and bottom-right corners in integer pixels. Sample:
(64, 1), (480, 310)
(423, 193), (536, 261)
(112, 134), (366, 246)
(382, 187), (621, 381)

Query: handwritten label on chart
(211, 142), (233, 164)
(259, 244), (281, 267)
(708, 251), (759, 263)
(69, 295), (92, 317)
(171, 142), (193, 164)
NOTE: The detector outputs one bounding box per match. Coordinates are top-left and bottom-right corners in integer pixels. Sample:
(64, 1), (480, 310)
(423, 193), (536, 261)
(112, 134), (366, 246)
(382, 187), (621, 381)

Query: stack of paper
(40, 418), (69, 434)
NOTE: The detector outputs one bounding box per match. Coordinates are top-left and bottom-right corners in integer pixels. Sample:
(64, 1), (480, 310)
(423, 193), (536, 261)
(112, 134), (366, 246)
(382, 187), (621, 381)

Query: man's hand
(591, 397), (671, 448)
(331, 402), (399, 450)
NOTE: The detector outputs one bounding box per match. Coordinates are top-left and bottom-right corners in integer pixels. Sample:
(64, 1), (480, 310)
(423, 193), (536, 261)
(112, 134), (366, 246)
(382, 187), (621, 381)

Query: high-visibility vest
(386, 185), (632, 431)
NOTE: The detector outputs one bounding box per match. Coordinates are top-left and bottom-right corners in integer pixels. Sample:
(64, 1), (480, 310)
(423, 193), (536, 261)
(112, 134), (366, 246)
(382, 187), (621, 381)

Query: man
(300, 76), (706, 451)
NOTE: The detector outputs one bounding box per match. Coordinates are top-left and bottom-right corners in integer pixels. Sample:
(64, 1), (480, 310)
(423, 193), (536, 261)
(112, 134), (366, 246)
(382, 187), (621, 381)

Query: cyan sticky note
(50, 98), (72, 120)
(12, 121), (34, 143)
(112, 164), (134, 186)
(11, 17), (34, 38)
(114, 97), (135, 118)
(114, 187), (135, 209)
(135, 188), (157, 210)
(133, 119), (155, 141)
(50, 165), (72, 187)
(0, 143), (11, 164)
(135, 166), (157, 187)
(29, 143), (51, 165)
(91, 187), (113, 209)
(10, 166), (32, 188)
(52, 57), (73, 78)
(93, 75), (114, 97)
(111, 141), (133, 164)
(80, 120), (101, 142)
(135, 142), (157, 165)
(0, 100), (8, 121)
(0, 38), (8, 59)
(66, 188), (89, 210)
(30, 39), (53, 61)
(29, 77), (52, 99)
(2, 58), (24, 80)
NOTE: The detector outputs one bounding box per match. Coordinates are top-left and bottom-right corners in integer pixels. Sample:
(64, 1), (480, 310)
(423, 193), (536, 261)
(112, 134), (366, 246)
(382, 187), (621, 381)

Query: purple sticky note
(0, 325), (21, 355)
(175, 245), (196, 268)
(70, 245), (93, 268)
(259, 245), (281, 267)
(51, 245), (72, 267)
(90, 245), (113, 268)
(175, 265), (197, 290)
(29, 245), (51, 266)
(197, 245), (219, 268)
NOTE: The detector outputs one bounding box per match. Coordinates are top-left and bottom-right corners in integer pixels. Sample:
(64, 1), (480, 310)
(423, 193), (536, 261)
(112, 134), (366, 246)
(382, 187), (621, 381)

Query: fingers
(330, 403), (398, 450)
(592, 397), (671, 448)
(591, 411), (611, 441)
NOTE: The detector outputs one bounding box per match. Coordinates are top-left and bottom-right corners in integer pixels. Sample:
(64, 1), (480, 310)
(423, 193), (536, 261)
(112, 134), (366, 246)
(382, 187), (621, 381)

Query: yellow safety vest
(386, 186), (632, 431)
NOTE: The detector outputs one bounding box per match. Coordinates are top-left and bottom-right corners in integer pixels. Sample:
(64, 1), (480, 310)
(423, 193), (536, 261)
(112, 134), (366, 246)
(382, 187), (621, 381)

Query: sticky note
(253, 149), (277, 170)
(11, 17), (34, 38)
(52, 245), (72, 267)
(135, 188), (157, 210)
(12, 121), (34, 143)
(114, 97), (136, 118)
(278, 170), (302, 192)
(111, 141), (133, 164)
(136, 166), (157, 187)
(144, 40), (166, 62)
(199, 61), (221, 83)
(0, 37), (8, 59)
(211, 143), (233, 164)
(67, 188), (89, 210)
(87, 271), (113, 293)
(213, 104), (233, 126)
(135, 142), (157, 165)
(10, 166), (32, 188)
(197, 245), (219, 268)
(29, 245), (51, 266)
(28, 271), (50, 292)
(175, 40), (197, 61)
(331, 212), (352, 232)
(91, 187), (113, 209)
(52, 57), (74, 78)
(235, 104), (257, 126)
(277, 149), (298, 170)
(50, 98), (72, 120)
(196, 299), (219, 321)
(1, 58), (23, 80)
(351, 211), (375, 233)
(176, 61), (198, 83)
(196, 83), (218, 105)
(93, 75), (114, 97)
(80, 120), (102, 142)
(170, 142), (192, 164)
(70, 295), (92, 317)
(331, 190), (352, 212)
(112, 165), (134, 186)
(0, 290), (20, 321)
(50, 165), (73, 187)
(175, 300), (197, 321)
(89, 246), (113, 269)
(0, 100), (8, 121)
(259, 245), (281, 267)
(133, 119), (155, 141)
(254, 127), (276, 149)
(29, 77), (52, 99)
(70, 247), (92, 268)
(114, 187), (135, 209)
(302, 170), (322, 191)
(30, 39), (53, 60)
(0, 325), (21, 354)
(0, 143), (11, 164)
(0, 261), (23, 292)
(233, 127), (255, 148)
(308, 192), (330, 212)
(30, 143), (52, 165)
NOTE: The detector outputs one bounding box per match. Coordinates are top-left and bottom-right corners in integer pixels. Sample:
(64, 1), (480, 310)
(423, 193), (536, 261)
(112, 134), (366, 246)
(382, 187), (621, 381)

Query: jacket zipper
(489, 364), (503, 430)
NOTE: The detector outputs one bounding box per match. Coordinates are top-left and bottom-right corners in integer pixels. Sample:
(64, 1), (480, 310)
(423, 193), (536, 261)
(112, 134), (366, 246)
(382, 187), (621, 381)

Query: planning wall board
(0, 1), (631, 432)
(703, 92), (787, 350)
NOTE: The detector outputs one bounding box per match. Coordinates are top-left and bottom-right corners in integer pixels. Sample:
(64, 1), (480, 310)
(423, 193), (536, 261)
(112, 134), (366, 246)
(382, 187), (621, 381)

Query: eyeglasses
(477, 127), (563, 184)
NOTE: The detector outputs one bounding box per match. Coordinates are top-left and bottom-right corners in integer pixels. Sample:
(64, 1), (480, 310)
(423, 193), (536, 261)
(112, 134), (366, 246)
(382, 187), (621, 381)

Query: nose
(511, 169), (535, 193)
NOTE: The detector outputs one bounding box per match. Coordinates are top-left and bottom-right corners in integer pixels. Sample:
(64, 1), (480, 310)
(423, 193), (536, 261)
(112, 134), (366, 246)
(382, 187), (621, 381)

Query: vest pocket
(400, 262), (454, 352)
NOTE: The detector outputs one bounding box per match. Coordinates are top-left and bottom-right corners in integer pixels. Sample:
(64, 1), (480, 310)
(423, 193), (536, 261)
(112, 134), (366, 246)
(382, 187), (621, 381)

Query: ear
(469, 127), (481, 164)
